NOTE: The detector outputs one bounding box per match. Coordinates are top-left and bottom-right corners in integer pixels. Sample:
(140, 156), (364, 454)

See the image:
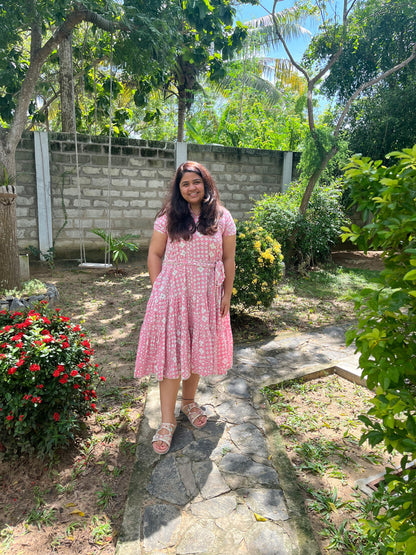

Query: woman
(134, 161), (236, 454)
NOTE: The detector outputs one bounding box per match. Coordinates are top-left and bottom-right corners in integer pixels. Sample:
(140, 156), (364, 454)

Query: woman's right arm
(147, 230), (168, 285)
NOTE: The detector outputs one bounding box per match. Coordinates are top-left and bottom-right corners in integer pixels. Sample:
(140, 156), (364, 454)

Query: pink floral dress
(134, 208), (236, 381)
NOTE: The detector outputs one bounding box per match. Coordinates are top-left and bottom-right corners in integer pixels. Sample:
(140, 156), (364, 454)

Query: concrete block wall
(15, 133), (300, 260)
(187, 144), (298, 219)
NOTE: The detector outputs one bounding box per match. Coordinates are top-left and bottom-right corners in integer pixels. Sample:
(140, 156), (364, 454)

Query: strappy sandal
(152, 422), (176, 454)
(180, 402), (207, 429)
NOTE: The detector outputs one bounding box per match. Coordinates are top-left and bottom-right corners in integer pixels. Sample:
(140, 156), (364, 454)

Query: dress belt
(163, 259), (225, 286)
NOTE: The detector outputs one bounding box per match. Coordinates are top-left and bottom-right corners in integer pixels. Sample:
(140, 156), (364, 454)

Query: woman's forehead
(180, 171), (202, 181)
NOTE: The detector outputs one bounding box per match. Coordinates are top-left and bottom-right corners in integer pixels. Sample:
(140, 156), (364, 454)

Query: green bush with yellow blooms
(232, 219), (284, 309)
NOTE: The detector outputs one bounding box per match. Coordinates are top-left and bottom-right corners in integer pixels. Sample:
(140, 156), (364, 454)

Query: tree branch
(7, 4), (126, 152)
(335, 43), (416, 136)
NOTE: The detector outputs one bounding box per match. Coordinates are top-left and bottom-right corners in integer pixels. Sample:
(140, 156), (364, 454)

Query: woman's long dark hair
(159, 161), (222, 241)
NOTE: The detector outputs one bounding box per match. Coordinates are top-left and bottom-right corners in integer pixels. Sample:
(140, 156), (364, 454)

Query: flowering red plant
(0, 303), (105, 456)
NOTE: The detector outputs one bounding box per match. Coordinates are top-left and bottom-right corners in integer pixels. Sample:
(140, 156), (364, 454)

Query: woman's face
(179, 171), (205, 211)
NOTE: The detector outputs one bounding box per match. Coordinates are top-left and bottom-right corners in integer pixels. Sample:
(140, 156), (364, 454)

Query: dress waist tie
(163, 259), (225, 287)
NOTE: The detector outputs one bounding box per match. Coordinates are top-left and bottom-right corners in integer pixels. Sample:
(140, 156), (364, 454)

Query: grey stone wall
(15, 133), (300, 260)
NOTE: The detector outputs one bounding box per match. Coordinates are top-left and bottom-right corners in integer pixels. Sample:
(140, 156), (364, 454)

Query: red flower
(57, 364), (65, 372)
(90, 403), (96, 411)
(70, 370), (78, 377)
(61, 342), (70, 349)
(53, 413), (60, 421)
(42, 317), (51, 324)
(100, 376), (106, 382)
(8, 367), (17, 375)
(6, 414), (13, 421)
(52, 369), (60, 378)
(55, 308), (61, 312)
(36, 384), (44, 389)
(40, 300), (48, 305)
(73, 384), (80, 389)
(19, 415), (24, 421)
(85, 374), (90, 381)
(81, 340), (90, 347)
(59, 374), (69, 384)
(16, 342), (24, 348)
(73, 325), (81, 332)
(30, 363), (40, 372)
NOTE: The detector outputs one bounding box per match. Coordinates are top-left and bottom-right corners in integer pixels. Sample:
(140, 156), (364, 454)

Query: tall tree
(123, 0), (256, 142)
(309, 0), (416, 160)
(0, 1), (126, 289)
(261, 0), (416, 213)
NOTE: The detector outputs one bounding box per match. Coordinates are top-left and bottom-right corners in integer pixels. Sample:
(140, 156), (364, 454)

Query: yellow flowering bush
(232, 218), (284, 309)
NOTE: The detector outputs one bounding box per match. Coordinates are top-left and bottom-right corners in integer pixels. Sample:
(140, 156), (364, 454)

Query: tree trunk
(59, 32), (76, 132)
(299, 146), (339, 214)
(0, 193), (20, 290)
(177, 87), (186, 142)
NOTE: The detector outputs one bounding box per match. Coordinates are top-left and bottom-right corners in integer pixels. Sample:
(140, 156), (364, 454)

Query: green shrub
(232, 219), (284, 309)
(342, 146), (416, 554)
(252, 181), (349, 269)
(0, 303), (105, 456)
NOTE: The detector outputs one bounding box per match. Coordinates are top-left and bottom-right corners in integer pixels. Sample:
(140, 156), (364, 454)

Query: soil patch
(331, 250), (384, 271)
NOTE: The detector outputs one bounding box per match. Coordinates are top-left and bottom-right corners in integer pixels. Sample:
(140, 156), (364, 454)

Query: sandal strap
(152, 422), (176, 446)
(181, 402), (205, 425)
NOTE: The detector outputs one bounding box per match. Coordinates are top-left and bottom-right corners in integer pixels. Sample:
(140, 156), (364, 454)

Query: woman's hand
(220, 293), (231, 317)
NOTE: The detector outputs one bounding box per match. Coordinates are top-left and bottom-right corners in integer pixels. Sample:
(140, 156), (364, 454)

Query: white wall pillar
(175, 142), (188, 168)
(34, 131), (53, 258)
(281, 151), (293, 193)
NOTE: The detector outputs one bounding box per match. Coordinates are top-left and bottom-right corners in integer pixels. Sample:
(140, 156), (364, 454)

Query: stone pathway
(116, 325), (361, 554)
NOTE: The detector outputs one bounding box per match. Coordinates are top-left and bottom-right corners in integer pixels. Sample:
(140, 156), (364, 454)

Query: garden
(1, 0), (416, 553)
(0, 250), (382, 554)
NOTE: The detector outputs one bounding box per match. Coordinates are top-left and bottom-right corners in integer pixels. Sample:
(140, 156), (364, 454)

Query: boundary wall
(15, 132), (300, 260)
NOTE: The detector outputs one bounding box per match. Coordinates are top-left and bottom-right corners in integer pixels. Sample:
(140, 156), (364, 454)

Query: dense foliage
(305, 0), (416, 160)
(252, 181), (349, 269)
(342, 146), (416, 554)
(232, 219), (284, 309)
(0, 303), (104, 456)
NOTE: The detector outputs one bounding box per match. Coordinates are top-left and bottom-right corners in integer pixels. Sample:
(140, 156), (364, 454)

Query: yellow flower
(239, 233), (246, 239)
(261, 249), (275, 263)
(254, 240), (261, 251)
(262, 281), (268, 287)
(232, 288), (237, 296)
(266, 236), (273, 243)
(273, 244), (281, 254)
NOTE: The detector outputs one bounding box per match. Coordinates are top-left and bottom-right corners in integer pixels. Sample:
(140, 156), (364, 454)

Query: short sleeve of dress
(154, 214), (167, 234)
(220, 208), (236, 237)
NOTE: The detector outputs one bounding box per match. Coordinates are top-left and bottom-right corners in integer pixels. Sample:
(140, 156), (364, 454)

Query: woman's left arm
(221, 234), (236, 317)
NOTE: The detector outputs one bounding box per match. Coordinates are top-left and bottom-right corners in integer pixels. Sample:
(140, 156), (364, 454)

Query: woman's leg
(153, 377), (181, 452)
(181, 373), (207, 427)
